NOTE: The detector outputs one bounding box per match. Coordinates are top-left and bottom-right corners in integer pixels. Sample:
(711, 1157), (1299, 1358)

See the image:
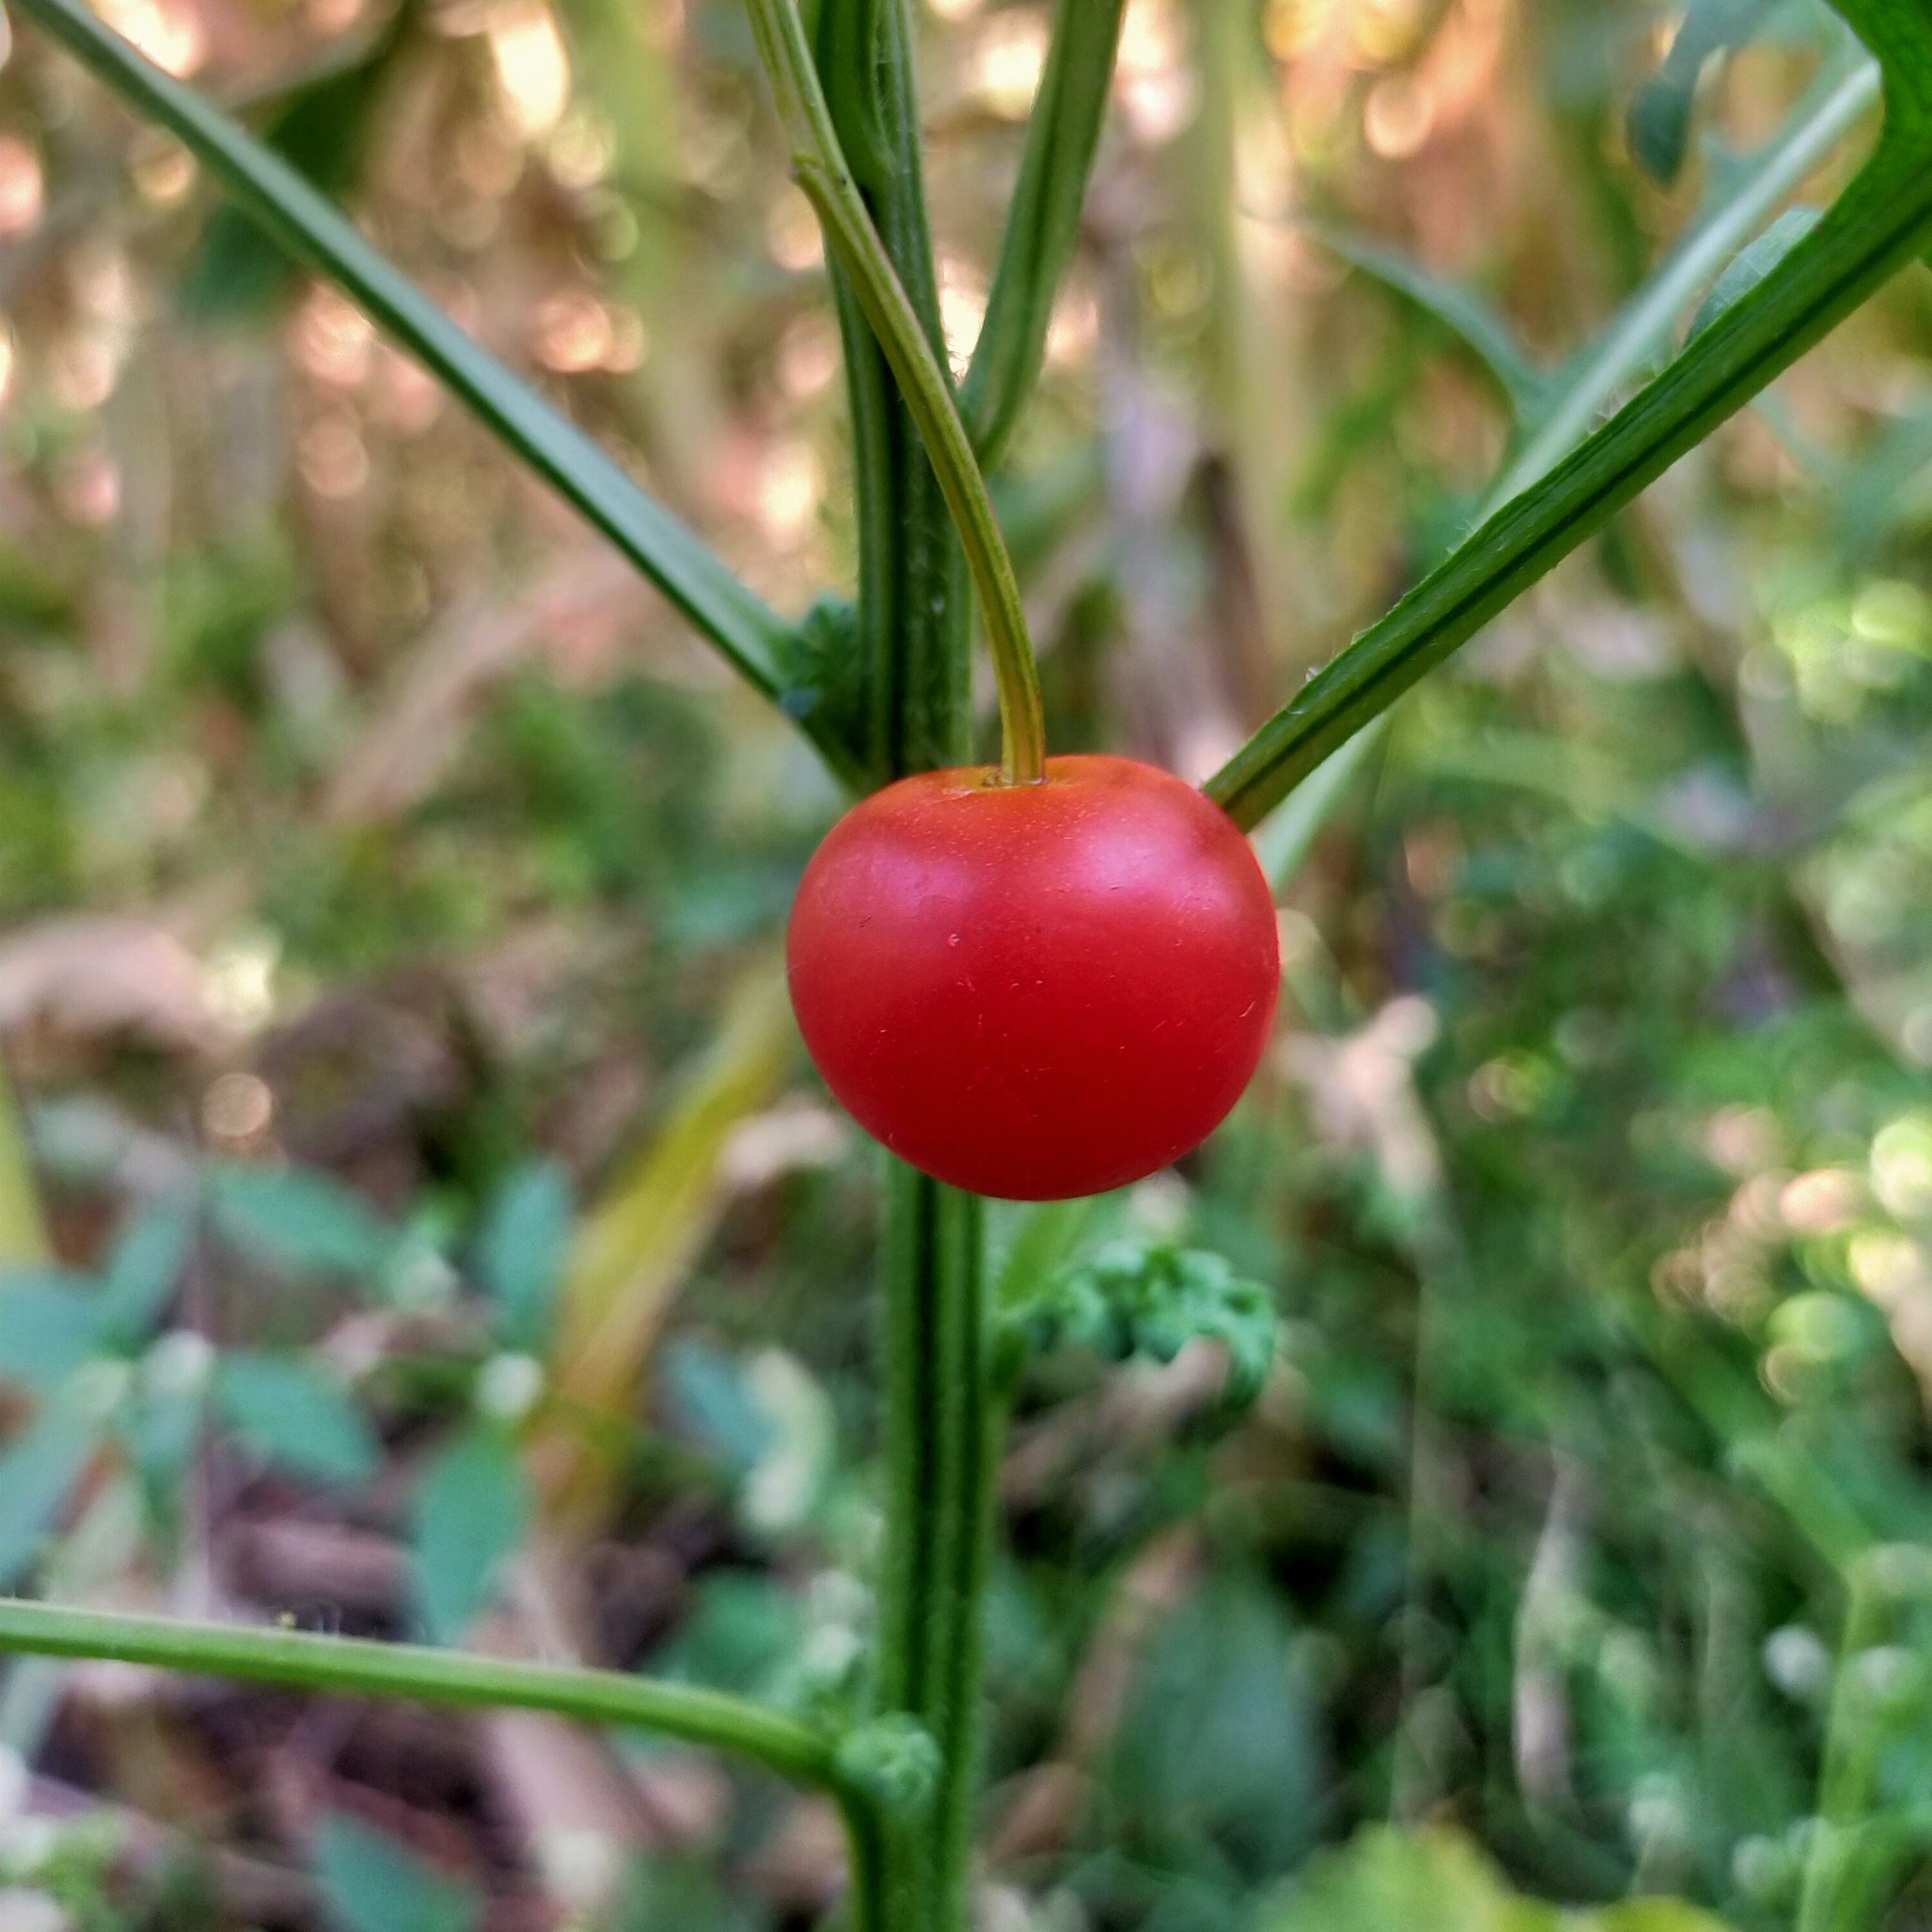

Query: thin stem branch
(9, 0), (813, 747)
(0, 1598), (828, 1780)
(958, 0), (1128, 467)
(0, 1598), (889, 1921)
(1795, 1558), (1883, 1932)
(814, 0), (967, 787)
(744, 0), (1048, 786)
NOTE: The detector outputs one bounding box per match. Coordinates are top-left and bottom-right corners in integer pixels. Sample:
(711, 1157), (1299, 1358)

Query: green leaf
(0, 1271), (109, 1393)
(473, 1160), (573, 1351)
(184, 15), (411, 318)
(0, 1401), (102, 1589)
(1629, 0), (1781, 184)
(989, 1191), (1123, 1314)
(958, 0), (1128, 465)
(10, 0), (811, 761)
(1000, 1237), (1277, 1414)
(119, 1383), (208, 1506)
(662, 1338), (775, 1474)
(1687, 205), (1823, 340)
(1112, 1577), (1319, 1870)
(216, 1351), (380, 1487)
(1208, 23), (1917, 831)
(97, 1197), (197, 1344)
(1261, 1826), (1737, 1932)
(1492, 52), (1879, 513)
(775, 595), (873, 790)
(1311, 224), (1549, 421)
(650, 1568), (806, 1703)
(208, 1162), (394, 1282)
(312, 1814), (480, 1932)
(409, 1426), (531, 1645)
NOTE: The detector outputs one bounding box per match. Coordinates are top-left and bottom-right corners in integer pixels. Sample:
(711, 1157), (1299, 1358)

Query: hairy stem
(0, 1599), (824, 1780)
(744, 0), (1047, 786)
(787, 3), (1003, 1924)
(876, 1167), (994, 1924)
(0, 1599), (889, 1924)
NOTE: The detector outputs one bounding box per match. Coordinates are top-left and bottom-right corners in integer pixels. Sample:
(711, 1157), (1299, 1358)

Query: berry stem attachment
(743, 0), (1048, 788)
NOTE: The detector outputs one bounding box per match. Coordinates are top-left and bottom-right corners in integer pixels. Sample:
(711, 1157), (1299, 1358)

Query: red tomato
(786, 754), (1281, 1201)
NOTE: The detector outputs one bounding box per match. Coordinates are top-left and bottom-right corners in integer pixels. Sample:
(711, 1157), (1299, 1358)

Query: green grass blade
(12, 0), (798, 715)
(1487, 51), (1878, 512)
(958, 0), (1127, 467)
(1306, 224), (1549, 423)
(1207, 14), (1921, 831)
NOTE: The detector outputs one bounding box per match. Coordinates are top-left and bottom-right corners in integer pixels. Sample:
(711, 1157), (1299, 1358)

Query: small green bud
(835, 1714), (941, 1819)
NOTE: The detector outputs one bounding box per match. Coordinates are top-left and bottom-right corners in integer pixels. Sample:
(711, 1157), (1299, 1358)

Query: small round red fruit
(786, 754), (1281, 1201)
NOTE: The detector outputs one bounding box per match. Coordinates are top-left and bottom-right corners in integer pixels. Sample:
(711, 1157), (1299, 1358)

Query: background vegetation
(5, 0), (1932, 1927)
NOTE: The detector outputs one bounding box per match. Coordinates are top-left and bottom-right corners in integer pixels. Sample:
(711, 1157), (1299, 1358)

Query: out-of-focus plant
(3, 0), (1932, 1929)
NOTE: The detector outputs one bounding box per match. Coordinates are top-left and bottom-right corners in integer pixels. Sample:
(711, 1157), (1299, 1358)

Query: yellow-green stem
(743, 0), (1048, 787)
(0, 1056), (49, 1267)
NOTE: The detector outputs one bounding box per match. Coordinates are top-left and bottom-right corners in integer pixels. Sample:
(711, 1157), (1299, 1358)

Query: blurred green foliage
(6, 0), (1932, 1926)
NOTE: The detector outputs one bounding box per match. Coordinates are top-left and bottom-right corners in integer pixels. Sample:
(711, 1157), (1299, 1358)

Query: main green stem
(876, 1168), (993, 1924)
(782, 1), (1002, 1922)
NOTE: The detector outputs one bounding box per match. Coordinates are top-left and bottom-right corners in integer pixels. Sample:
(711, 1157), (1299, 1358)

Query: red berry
(786, 754), (1281, 1201)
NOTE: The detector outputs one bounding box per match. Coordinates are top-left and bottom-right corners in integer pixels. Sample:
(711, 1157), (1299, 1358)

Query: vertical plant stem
(1795, 1556), (1884, 1932)
(959, 0), (1128, 466)
(798, 2), (998, 1922)
(821, 0), (965, 785)
(0, 1054), (50, 1267)
(877, 1167), (992, 1924)
(840, 1794), (891, 1932)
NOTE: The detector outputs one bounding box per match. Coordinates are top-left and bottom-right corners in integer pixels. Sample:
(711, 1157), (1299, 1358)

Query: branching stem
(743, 0), (1048, 786)
(0, 1598), (889, 1927)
